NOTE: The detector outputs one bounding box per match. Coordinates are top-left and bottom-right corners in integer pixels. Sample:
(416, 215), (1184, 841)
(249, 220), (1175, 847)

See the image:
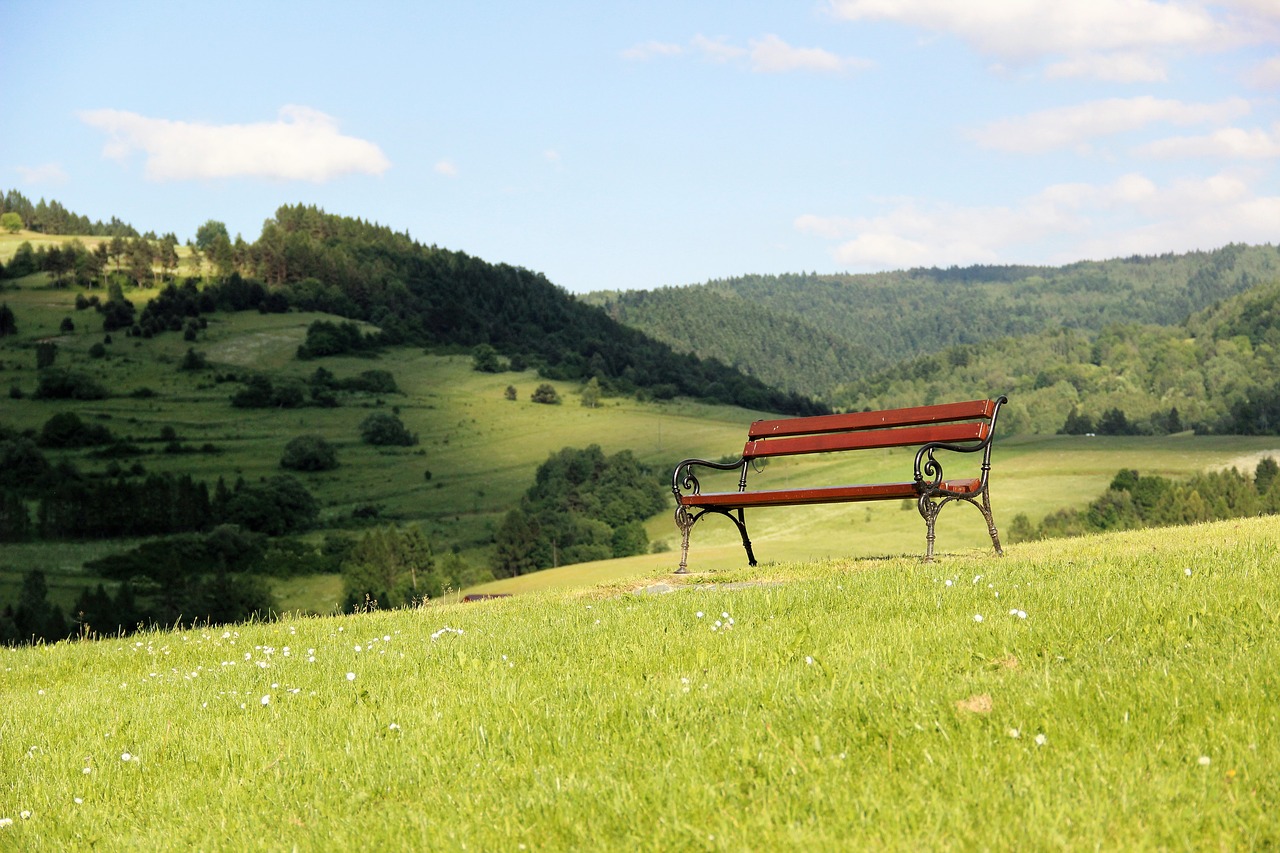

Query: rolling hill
(581, 243), (1280, 401)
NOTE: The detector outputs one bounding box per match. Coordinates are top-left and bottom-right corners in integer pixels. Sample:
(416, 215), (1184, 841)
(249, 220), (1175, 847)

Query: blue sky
(2, 1), (1278, 293)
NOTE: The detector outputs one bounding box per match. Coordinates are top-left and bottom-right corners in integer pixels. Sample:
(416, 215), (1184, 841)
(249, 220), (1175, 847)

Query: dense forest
(583, 245), (1280, 401)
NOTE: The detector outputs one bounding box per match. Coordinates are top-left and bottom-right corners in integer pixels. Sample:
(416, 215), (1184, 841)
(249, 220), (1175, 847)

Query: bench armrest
(672, 457), (749, 500)
(913, 395), (1007, 495)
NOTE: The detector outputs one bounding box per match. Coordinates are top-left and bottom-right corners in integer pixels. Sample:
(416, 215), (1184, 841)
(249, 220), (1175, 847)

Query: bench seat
(679, 478), (983, 509)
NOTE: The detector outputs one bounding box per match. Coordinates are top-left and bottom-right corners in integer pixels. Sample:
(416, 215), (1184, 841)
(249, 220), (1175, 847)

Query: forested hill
(581, 244), (1280, 400)
(832, 279), (1280, 436)
(249, 205), (823, 416)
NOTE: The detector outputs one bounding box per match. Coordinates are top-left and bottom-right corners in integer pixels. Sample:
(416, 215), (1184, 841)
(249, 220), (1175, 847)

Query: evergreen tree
(342, 525), (436, 608)
(13, 570), (67, 643)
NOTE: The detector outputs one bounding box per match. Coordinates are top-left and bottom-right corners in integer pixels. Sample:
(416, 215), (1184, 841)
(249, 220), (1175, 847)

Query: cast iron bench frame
(670, 395), (1008, 572)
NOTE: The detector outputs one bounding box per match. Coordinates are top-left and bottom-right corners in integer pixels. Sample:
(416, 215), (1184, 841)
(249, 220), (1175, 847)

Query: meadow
(2, 516), (1276, 849)
(4, 245), (1280, 611)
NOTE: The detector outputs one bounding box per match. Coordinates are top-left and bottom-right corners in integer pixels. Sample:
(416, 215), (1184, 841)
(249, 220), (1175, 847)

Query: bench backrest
(743, 399), (997, 460)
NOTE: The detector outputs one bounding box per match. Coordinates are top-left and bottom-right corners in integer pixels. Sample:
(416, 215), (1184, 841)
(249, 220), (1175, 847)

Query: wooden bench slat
(748, 398), (995, 440)
(743, 422), (988, 459)
(681, 478), (983, 509)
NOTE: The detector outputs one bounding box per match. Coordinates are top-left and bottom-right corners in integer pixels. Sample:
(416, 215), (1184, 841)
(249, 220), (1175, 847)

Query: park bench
(671, 395), (1008, 572)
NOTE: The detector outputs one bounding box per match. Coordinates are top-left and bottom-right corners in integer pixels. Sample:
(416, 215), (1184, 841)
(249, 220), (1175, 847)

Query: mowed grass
(2, 517), (1277, 850)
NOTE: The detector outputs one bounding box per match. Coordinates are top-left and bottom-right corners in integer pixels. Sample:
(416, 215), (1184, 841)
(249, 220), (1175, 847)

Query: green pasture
(4, 272), (1280, 613)
(2, 517), (1277, 849)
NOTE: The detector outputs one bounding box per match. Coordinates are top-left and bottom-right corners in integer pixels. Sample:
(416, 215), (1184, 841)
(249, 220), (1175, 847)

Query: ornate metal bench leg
(917, 495), (940, 563)
(675, 506), (692, 574)
(980, 488), (1003, 556)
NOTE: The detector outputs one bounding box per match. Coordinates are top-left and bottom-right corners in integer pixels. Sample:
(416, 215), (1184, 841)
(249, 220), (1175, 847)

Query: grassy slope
(2, 517), (1276, 849)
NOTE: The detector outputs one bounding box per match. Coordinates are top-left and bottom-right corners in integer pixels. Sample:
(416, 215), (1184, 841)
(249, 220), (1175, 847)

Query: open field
(2, 517), (1276, 849)
(5, 271), (1280, 612)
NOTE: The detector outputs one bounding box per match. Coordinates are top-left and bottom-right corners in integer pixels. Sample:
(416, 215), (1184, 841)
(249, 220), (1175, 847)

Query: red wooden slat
(743, 422), (988, 459)
(749, 399), (995, 440)
(680, 478), (982, 508)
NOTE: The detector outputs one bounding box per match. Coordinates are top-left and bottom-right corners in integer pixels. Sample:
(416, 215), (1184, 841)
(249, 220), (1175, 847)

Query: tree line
(1, 188), (139, 238)
(1009, 459), (1280, 543)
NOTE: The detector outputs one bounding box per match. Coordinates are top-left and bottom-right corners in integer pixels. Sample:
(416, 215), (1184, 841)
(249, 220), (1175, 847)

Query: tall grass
(3, 517), (1276, 849)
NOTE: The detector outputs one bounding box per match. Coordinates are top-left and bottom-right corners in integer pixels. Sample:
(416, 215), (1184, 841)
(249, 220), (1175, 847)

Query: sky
(2, 1), (1279, 294)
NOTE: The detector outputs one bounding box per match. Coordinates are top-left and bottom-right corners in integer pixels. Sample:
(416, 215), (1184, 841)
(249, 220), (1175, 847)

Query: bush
(38, 412), (114, 448)
(531, 383), (561, 405)
(359, 412), (417, 446)
(280, 435), (339, 472)
(219, 475), (319, 536)
(180, 348), (207, 371)
(33, 369), (108, 400)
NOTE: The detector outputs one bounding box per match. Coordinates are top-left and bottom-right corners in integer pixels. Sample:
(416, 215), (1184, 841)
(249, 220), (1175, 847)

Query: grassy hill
(3, 517), (1277, 848)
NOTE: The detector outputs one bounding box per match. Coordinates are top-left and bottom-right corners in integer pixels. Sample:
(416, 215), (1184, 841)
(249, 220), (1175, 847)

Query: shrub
(33, 369), (108, 400)
(280, 435), (339, 472)
(359, 412), (417, 447)
(38, 412), (114, 448)
(531, 383), (560, 405)
(180, 348), (207, 371)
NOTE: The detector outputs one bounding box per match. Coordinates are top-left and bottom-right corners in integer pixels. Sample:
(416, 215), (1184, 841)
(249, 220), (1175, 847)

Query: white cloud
(691, 34), (748, 63)
(79, 105), (390, 182)
(635, 33), (870, 73)
(797, 170), (1280, 270)
(620, 40), (684, 60)
(1245, 55), (1280, 87)
(1139, 124), (1280, 158)
(969, 96), (1252, 153)
(434, 159), (459, 177)
(14, 163), (68, 185)
(1044, 52), (1168, 82)
(828, 0), (1227, 62)
(748, 34), (874, 73)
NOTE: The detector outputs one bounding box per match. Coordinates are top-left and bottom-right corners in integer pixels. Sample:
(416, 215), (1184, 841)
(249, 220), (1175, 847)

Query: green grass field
(2, 517), (1276, 849)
